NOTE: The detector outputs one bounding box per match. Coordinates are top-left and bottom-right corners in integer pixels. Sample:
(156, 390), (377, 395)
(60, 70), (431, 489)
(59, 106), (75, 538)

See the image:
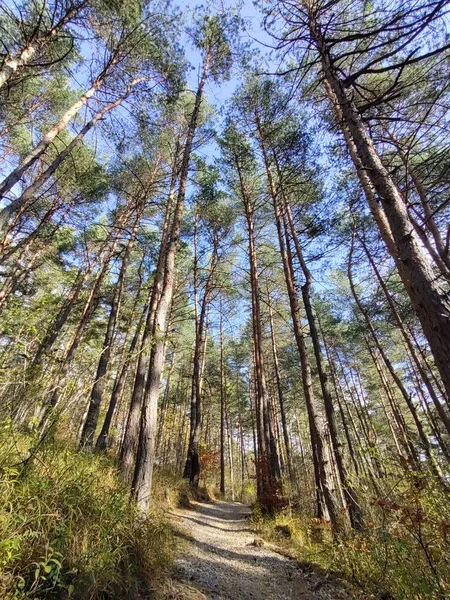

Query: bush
(0, 437), (175, 599)
(330, 475), (450, 600)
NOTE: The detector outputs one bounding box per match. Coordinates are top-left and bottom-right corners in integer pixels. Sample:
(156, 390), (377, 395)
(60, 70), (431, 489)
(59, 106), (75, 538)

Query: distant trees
(130, 12), (238, 510)
(183, 165), (235, 488)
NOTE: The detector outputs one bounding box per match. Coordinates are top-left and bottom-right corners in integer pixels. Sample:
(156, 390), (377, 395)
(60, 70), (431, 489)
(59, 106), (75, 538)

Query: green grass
(0, 432), (175, 599)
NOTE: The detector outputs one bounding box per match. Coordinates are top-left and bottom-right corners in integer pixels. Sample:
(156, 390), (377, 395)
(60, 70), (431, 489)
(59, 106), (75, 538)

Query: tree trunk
(80, 212), (140, 447)
(220, 307), (226, 496)
(0, 53), (118, 210)
(33, 207), (130, 365)
(313, 22), (450, 404)
(226, 397), (235, 501)
(119, 150), (179, 480)
(131, 54), (211, 511)
(281, 195), (363, 529)
(388, 135), (450, 279)
(320, 331), (361, 479)
(36, 216), (131, 430)
(156, 347), (177, 456)
(267, 288), (293, 481)
(0, 199), (64, 264)
(95, 278), (147, 450)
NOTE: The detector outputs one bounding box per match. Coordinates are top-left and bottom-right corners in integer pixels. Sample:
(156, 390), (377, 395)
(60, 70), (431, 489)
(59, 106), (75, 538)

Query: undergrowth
(252, 472), (450, 600)
(0, 429), (176, 599)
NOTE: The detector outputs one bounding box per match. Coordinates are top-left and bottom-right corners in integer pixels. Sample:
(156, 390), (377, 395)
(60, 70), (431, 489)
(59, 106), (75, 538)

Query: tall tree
(263, 0), (450, 404)
(132, 12), (237, 510)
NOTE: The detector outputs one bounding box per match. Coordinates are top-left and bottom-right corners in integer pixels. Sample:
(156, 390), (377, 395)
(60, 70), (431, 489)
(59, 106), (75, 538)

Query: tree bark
(156, 347), (177, 456)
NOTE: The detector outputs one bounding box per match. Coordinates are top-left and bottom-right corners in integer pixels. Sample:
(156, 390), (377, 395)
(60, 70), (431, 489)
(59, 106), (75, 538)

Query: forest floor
(163, 500), (362, 600)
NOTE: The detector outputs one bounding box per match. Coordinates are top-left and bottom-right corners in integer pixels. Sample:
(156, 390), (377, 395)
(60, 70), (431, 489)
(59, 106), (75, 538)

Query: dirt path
(165, 500), (359, 600)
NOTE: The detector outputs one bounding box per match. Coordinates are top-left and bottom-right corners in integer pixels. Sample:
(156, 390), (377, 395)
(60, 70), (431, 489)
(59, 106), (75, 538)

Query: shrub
(330, 475), (450, 600)
(152, 467), (192, 509)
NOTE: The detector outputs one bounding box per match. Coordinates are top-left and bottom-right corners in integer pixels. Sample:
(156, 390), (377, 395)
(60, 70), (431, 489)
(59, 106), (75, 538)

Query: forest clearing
(0, 0), (450, 598)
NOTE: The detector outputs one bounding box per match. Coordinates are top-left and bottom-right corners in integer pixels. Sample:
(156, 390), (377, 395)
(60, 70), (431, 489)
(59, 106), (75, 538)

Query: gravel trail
(166, 500), (359, 600)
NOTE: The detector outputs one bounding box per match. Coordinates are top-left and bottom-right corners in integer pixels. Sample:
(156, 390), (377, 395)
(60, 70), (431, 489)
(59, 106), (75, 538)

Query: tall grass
(0, 429), (175, 599)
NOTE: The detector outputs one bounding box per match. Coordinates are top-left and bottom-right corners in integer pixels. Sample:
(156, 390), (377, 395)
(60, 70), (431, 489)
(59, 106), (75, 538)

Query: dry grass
(252, 471), (450, 600)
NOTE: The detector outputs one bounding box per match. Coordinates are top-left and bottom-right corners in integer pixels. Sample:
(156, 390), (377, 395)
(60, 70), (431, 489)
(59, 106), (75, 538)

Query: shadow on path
(169, 500), (358, 600)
